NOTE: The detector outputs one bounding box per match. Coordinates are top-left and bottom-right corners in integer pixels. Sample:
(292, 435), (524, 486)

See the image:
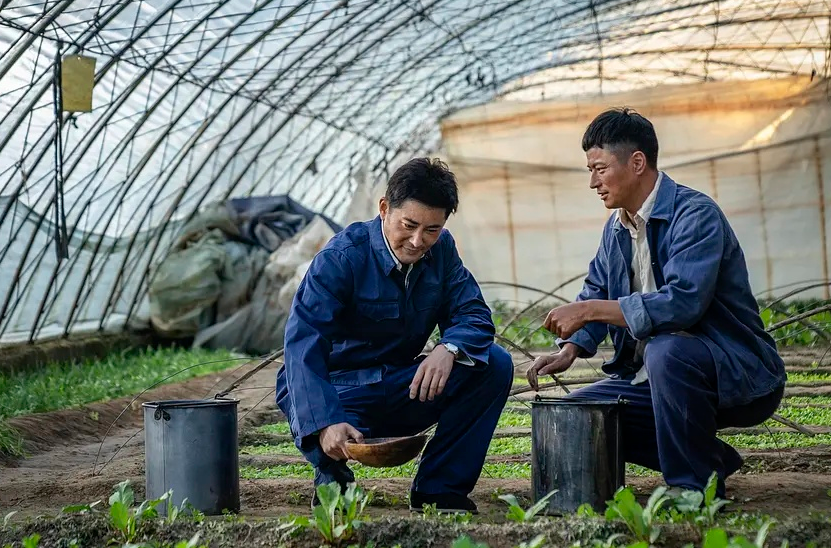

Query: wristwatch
(442, 342), (459, 356)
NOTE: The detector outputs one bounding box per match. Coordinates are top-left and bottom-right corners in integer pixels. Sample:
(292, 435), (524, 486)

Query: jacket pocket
(355, 300), (400, 321)
(328, 366), (383, 386)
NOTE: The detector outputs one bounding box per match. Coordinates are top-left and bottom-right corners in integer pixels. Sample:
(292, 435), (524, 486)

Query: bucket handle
(154, 408), (171, 421)
(532, 395), (630, 405)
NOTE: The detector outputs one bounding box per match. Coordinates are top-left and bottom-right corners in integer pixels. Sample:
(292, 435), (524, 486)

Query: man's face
(586, 146), (638, 211)
(379, 198), (447, 265)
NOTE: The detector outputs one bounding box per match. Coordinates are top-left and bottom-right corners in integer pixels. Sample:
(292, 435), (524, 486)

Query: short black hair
(581, 107), (659, 169)
(385, 157), (459, 218)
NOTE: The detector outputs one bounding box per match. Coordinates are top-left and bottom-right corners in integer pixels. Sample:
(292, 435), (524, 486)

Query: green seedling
(605, 486), (669, 545)
(61, 500), (103, 515)
(498, 489), (557, 523)
(701, 519), (776, 548)
(576, 503), (599, 517)
(308, 482), (372, 546)
(107, 480), (166, 543)
(451, 535), (489, 548)
(22, 534), (40, 548)
(669, 472), (731, 535)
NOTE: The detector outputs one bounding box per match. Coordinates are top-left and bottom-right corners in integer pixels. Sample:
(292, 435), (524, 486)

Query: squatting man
(528, 107), (786, 498)
(276, 157), (513, 514)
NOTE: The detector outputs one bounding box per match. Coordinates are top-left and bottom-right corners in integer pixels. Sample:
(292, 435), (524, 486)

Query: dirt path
(2, 359), (831, 522)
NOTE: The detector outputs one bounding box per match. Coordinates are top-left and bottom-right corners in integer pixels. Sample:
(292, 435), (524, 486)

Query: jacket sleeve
(284, 249), (353, 440)
(618, 204), (724, 340)
(437, 231), (496, 365)
(559, 230), (612, 358)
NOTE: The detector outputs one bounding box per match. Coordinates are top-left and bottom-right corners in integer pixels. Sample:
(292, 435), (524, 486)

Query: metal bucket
(531, 396), (624, 515)
(143, 398), (240, 515)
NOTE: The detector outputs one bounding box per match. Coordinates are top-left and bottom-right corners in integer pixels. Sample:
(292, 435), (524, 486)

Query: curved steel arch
(0, 0), (827, 341)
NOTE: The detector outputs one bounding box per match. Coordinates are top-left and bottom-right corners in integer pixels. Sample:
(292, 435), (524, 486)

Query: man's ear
(379, 197), (388, 220)
(630, 151), (647, 176)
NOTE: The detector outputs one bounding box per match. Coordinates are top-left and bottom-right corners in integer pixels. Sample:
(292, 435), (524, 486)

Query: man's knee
(487, 343), (514, 391)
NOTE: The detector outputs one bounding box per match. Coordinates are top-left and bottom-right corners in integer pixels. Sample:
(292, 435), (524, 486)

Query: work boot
(409, 491), (478, 514)
(310, 461), (354, 509)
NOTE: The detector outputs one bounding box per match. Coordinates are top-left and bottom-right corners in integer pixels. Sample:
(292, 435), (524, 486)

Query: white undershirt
(617, 172), (663, 385)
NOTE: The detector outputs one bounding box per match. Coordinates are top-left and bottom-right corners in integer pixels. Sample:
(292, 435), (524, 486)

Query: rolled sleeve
(618, 292), (653, 340)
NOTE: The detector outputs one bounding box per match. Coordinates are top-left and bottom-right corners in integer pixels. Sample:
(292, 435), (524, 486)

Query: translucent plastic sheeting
(0, 0), (828, 341)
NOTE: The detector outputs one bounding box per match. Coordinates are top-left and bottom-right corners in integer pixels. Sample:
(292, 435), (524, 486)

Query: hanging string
(52, 40), (69, 261)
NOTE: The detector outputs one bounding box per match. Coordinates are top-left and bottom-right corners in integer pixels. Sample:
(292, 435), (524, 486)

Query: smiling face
(586, 146), (644, 213)
(379, 197), (447, 265)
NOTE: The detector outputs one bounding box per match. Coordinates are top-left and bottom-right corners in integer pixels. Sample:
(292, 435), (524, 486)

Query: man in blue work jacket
(275, 157), (513, 513)
(527, 108), (786, 498)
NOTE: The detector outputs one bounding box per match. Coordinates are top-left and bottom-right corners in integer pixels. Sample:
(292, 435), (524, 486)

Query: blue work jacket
(275, 216), (495, 440)
(564, 175), (786, 408)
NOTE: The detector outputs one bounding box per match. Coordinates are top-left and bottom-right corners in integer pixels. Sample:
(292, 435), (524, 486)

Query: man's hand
(526, 343), (579, 391)
(544, 302), (590, 339)
(410, 344), (455, 402)
(319, 422), (364, 461)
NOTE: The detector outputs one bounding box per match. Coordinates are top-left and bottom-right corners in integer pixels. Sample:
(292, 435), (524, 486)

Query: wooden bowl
(345, 435), (429, 468)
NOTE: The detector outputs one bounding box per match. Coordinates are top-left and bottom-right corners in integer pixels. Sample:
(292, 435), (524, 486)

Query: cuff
(557, 329), (597, 358)
(440, 341), (477, 366)
(618, 293), (653, 340)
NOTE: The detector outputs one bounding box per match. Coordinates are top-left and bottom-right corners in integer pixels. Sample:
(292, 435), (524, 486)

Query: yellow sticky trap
(61, 55), (96, 112)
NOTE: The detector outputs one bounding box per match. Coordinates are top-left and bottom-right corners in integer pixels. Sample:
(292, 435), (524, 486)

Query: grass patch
(720, 432), (831, 449)
(783, 396), (831, 405)
(240, 443), (298, 456)
(240, 461), (532, 480)
(627, 463), (661, 477)
(488, 437), (530, 455)
(787, 372), (831, 384)
(0, 421), (23, 458)
(0, 346), (243, 420)
(255, 422), (292, 435)
(772, 405), (831, 426)
(497, 411), (532, 428)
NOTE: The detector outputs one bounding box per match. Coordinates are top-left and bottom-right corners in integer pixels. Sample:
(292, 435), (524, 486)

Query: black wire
(52, 39), (69, 261)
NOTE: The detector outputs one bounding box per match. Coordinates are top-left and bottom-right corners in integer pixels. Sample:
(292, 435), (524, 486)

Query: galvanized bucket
(143, 398), (240, 515)
(530, 396), (624, 515)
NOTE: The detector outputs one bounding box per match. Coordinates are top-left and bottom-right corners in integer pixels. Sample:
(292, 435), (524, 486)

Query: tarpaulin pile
(148, 196), (341, 355)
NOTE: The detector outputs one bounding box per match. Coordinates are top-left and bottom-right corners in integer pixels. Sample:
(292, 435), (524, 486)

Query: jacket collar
(369, 215), (398, 275)
(368, 215), (432, 276)
(614, 172), (677, 231)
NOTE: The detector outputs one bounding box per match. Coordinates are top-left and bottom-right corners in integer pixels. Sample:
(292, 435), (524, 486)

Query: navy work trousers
(288, 344), (513, 496)
(566, 334), (783, 497)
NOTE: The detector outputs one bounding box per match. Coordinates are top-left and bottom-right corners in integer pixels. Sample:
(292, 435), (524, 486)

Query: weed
(0, 421), (23, 458)
(518, 535), (547, 548)
(2, 511), (17, 528)
(499, 489), (557, 523)
(576, 503), (599, 518)
(221, 508), (244, 523)
(287, 491), (304, 505)
(451, 535), (489, 548)
(604, 486), (669, 545)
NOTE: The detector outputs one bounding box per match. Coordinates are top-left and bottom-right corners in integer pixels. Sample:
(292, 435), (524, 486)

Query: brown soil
(1, 357), (830, 547)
